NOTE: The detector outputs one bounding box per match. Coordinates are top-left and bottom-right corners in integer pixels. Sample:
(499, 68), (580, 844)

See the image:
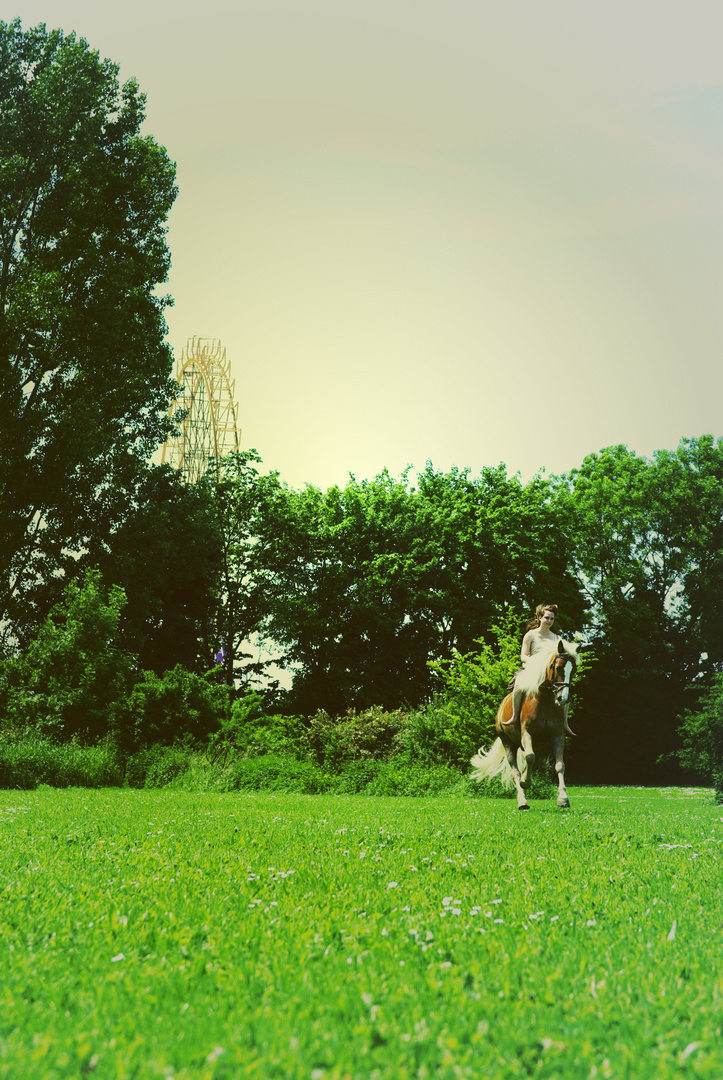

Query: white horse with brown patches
(471, 640), (579, 810)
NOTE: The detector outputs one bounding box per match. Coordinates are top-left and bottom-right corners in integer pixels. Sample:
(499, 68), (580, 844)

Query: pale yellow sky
(10, 0), (723, 487)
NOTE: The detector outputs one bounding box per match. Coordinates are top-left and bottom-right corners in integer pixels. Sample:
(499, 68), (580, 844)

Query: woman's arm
(520, 630), (534, 663)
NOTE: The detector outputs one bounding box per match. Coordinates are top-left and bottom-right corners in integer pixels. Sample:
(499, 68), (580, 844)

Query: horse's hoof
(518, 803), (530, 811)
(558, 799), (570, 809)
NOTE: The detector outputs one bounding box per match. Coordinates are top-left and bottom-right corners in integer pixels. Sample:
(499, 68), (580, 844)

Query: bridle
(546, 653), (575, 704)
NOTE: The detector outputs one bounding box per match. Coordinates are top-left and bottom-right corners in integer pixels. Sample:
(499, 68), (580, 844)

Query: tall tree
(211, 450), (288, 693)
(0, 20), (177, 643)
(565, 439), (723, 781)
(100, 466), (224, 675)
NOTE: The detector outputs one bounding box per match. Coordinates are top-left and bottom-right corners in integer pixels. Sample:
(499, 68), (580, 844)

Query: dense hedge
(0, 736), (123, 790)
(0, 735), (560, 801)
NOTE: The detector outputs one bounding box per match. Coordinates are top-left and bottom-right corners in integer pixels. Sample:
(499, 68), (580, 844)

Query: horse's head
(547, 640), (579, 707)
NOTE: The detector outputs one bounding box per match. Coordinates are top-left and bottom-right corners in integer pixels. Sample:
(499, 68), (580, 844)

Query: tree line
(1, 19), (721, 788)
(208, 440), (723, 784)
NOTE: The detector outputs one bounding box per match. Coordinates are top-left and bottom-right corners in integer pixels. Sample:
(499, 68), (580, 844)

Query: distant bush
(361, 760), (462, 797)
(427, 612), (520, 768)
(125, 742), (196, 789)
(676, 674), (723, 802)
(113, 666), (231, 751)
(223, 754), (333, 793)
(0, 570), (136, 743)
(0, 735), (123, 789)
(306, 705), (408, 769)
(208, 691), (306, 760)
(213, 754), (460, 796)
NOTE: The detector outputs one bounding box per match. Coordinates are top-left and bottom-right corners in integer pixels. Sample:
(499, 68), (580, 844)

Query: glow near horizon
(9, 0), (723, 488)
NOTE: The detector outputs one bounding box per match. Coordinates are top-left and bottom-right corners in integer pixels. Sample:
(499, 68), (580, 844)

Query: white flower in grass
(206, 1047), (225, 1064)
(667, 921), (677, 941)
(586, 919), (597, 927)
(111, 953), (125, 963)
(387, 881), (398, 889)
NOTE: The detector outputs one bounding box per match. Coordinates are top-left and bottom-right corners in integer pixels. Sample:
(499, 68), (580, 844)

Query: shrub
(362, 760), (461, 797)
(114, 665), (231, 751)
(224, 754), (333, 793)
(306, 706), (408, 768)
(428, 612), (520, 768)
(0, 734), (123, 789)
(208, 692), (306, 760)
(0, 570), (136, 742)
(402, 700), (462, 767)
(676, 674), (723, 801)
(125, 743), (196, 788)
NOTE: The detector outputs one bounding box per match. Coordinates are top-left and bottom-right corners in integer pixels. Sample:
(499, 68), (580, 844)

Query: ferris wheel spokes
(161, 336), (240, 483)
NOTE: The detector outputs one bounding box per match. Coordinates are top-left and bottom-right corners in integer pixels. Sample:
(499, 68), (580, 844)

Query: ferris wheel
(161, 337), (240, 483)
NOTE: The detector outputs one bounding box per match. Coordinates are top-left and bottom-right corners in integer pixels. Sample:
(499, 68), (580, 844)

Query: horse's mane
(515, 641), (579, 697)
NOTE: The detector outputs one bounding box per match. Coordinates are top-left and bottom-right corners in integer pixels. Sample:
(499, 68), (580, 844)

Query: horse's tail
(470, 738), (522, 790)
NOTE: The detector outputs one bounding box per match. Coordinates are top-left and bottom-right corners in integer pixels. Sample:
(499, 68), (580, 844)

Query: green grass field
(1, 786), (721, 1079)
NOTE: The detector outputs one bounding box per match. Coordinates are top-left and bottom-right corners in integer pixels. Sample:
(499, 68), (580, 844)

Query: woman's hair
(525, 603), (558, 633)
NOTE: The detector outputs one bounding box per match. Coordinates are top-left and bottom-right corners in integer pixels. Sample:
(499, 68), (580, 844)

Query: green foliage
(113, 665), (230, 751)
(306, 705), (409, 769)
(0, 734), (122, 788)
(676, 674), (723, 801)
(208, 689), (306, 759)
(0, 18), (177, 642)
(125, 742), (196, 789)
(218, 460), (584, 715)
(101, 467), (224, 674)
(204, 753), (461, 796)
(360, 760), (462, 796)
(211, 450), (288, 691)
(223, 754), (334, 793)
(567, 436), (723, 781)
(427, 611), (521, 767)
(0, 569), (135, 741)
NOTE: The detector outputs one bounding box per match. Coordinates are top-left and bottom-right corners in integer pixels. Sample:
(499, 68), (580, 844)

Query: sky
(10, 0), (723, 489)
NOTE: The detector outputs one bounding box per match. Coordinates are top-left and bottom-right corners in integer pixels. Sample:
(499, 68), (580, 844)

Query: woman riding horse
(503, 603), (572, 733)
(471, 636), (579, 808)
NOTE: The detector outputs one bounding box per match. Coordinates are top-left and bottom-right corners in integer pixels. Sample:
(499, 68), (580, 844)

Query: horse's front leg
(501, 737), (529, 810)
(552, 734), (570, 808)
(520, 727), (535, 791)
